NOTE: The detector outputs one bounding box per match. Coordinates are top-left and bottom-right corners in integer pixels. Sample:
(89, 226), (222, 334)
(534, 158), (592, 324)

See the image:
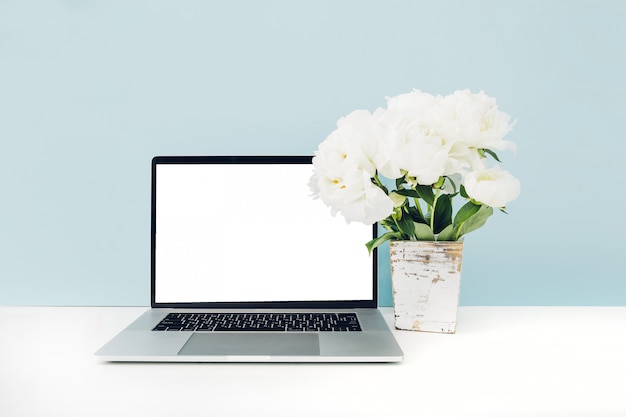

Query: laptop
(95, 155), (403, 362)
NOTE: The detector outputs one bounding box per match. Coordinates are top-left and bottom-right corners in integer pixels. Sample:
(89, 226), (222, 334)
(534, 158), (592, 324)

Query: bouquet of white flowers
(309, 89), (520, 253)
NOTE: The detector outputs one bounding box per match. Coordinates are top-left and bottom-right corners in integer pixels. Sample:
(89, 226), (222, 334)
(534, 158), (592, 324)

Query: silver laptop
(95, 156), (403, 362)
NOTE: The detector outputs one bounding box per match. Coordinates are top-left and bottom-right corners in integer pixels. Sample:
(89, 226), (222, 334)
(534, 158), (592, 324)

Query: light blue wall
(1, 0), (625, 306)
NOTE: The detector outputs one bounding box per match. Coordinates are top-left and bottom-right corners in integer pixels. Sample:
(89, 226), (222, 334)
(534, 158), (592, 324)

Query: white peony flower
(336, 170), (395, 224)
(393, 129), (450, 185)
(374, 90), (451, 184)
(309, 165), (394, 225)
(321, 109), (386, 177)
(463, 166), (520, 208)
(437, 90), (516, 152)
(385, 89), (437, 116)
(310, 109), (395, 224)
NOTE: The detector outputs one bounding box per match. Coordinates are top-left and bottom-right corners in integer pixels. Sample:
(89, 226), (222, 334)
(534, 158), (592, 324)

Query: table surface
(1, 306), (625, 417)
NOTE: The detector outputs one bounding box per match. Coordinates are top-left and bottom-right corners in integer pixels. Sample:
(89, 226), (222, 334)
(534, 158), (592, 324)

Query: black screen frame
(150, 155), (378, 309)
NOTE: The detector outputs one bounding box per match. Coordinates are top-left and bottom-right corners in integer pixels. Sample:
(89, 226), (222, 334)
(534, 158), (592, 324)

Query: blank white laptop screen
(153, 160), (374, 304)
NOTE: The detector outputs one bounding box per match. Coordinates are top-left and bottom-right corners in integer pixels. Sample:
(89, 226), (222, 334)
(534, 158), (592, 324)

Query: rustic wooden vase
(389, 240), (464, 333)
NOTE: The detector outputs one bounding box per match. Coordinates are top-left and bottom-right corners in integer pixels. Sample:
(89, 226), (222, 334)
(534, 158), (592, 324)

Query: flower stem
(455, 225), (463, 241)
(372, 174), (386, 192)
(430, 189), (441, 231)
(413, 197), (424, 219)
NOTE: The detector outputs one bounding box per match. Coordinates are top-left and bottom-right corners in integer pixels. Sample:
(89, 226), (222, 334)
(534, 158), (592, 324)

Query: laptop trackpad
(178, 333), (320, 356)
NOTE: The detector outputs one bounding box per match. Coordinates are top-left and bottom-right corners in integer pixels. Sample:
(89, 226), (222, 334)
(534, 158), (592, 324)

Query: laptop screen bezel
(150, 155), (378, 309)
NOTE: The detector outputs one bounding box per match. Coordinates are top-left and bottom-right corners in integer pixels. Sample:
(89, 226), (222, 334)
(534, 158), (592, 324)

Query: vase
(389, 240), (464, 333)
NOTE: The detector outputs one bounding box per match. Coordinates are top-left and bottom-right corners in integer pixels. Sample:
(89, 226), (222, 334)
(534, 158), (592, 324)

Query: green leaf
(436, 224), (457, 241)
(380, 217), (399, 233)
(432, 194), (452, 234)
(396, 209), (415, 237)
(482, 148), (502, 162)
(414, 185), (435, 206)
(394, 189), (420, 198)
(406, 204), (426, 224)
(460, 184), (469, 199)
(365, 232), (402, 255)
(454, 201), (481, 227)
(456, 205), (494, 238)
(413, 222), (435, 241)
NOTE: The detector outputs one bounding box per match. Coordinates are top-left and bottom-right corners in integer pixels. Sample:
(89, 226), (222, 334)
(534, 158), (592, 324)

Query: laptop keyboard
(152, 312), (362, 332)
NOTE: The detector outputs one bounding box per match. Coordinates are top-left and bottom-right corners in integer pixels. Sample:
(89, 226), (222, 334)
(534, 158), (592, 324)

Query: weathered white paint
(389, 240), (463, 333)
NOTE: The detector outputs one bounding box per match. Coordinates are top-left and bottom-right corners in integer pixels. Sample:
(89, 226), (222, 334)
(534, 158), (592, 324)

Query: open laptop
(95, 155), (403, 362)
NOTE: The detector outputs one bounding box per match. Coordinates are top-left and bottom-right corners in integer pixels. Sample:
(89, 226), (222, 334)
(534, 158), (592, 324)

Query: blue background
(1, 0), (625, 306)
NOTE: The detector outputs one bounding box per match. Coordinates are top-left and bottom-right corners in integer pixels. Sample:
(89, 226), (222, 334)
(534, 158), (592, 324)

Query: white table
(1, 306), (625, 416)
